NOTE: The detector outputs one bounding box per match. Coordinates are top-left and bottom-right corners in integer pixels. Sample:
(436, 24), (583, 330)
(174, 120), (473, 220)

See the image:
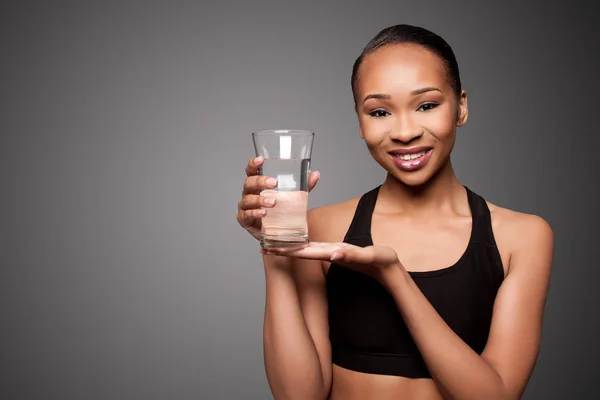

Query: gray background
(1, 0), (598, 399)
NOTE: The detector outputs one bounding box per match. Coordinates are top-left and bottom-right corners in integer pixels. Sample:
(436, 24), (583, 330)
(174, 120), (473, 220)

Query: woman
(236, 24), (553, 400)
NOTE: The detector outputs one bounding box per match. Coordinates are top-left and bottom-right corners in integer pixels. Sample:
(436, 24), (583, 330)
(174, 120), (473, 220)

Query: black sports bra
(326, 185), (505, 378)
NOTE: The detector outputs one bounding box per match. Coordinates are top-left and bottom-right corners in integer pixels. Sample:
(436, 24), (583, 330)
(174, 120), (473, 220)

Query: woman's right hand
(237, 156), (320, 241)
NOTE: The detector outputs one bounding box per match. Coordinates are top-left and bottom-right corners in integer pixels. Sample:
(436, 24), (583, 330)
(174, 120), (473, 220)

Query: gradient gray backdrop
(1, 1), (598, 399)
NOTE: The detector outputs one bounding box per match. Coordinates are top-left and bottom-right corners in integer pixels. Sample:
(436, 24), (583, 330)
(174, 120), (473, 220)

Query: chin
(390, 171), (433, 187)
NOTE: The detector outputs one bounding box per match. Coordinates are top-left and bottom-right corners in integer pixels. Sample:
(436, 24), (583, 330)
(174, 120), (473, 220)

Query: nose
(389, 112), (423, 143)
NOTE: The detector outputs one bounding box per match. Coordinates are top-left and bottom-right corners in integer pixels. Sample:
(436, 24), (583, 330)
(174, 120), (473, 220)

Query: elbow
(448, 377), (514, 400)
(482, 365), (514, 400)
(494, 378), (517, 400)
(273, 389), (328, 400)
(269, 375), (330, 400)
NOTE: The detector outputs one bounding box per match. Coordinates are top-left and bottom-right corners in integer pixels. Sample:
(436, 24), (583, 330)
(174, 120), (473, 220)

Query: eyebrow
(411, 87), (442, 95)
(362, 94), (391, 104)
(362, 87), (443, 104)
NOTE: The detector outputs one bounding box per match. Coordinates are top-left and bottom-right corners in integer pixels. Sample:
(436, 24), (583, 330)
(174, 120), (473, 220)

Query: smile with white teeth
(394, 150), (427, 161)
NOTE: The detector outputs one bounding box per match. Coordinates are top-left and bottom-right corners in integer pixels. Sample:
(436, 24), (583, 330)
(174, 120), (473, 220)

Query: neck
(378, 158), (465, 215)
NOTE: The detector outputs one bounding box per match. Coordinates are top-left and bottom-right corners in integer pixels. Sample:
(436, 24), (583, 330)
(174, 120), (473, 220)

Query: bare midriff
(328, 364), (444, 400)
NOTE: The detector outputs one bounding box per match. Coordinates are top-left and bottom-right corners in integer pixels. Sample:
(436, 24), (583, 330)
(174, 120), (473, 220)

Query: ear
(456, 90), (468, 127)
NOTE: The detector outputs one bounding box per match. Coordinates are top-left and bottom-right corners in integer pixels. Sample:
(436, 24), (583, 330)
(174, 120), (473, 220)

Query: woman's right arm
(263, 238), (331, 399)
(237, 157), (331, 400)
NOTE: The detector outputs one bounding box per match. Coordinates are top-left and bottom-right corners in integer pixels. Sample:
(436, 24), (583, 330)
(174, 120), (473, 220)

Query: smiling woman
(236, 24), (554, 400)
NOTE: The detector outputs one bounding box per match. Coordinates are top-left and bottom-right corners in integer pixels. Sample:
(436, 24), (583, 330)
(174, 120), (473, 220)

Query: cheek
(359, 117), (391, 148)
(421, 108), (456, 140)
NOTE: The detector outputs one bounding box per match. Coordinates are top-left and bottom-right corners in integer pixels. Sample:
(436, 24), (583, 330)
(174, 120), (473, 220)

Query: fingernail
(254, 156), (263, 163)
(315, 170), (320, 179)
(266, 177), (277, 186)
(330, 252), (341, 261)
(264, 198), (275, 205)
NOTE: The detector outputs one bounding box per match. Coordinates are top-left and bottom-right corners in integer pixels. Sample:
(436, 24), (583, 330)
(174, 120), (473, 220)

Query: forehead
(357, 43), (449, 95)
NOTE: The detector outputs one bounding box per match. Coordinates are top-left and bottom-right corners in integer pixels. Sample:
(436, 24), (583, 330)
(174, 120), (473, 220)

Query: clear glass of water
(252, 129), (314, 248)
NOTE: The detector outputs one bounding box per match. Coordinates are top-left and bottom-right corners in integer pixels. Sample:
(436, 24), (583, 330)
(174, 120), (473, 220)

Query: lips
(389, 147), (433, 172)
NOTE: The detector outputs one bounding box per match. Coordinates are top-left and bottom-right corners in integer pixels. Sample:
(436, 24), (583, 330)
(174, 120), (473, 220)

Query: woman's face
(355, 43), (468, 187)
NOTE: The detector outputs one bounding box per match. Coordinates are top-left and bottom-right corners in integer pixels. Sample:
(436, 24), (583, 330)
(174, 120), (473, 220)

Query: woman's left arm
(385, 214), (554, 400)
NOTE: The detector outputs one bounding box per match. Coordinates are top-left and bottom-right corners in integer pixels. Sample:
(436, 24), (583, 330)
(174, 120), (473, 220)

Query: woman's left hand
(262, 242), (404, 286)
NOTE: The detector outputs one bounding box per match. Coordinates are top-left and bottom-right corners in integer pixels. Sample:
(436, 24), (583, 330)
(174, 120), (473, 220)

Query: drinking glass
(252, 129), (314, 248)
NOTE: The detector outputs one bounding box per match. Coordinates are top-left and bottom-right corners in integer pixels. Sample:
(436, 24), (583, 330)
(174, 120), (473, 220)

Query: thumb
(308, 170), (320, 192)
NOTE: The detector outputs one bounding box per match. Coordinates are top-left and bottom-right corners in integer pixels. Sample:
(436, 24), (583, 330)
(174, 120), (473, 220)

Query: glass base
(261, 233), (309, 249)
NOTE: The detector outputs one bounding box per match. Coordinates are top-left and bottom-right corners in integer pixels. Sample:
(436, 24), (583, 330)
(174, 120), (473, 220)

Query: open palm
(264, 242), (402, 283)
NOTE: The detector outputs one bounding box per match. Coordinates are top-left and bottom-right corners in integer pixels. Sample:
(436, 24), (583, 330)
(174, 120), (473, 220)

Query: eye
(417, 102), (439, 112)
(368, 109), (390, 118)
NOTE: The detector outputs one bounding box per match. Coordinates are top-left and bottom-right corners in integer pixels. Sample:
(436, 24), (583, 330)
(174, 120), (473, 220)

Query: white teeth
(396, 150), (426, 161)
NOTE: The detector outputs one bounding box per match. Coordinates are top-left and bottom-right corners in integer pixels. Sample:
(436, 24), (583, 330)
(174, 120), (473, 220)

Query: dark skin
(237, 43), (553, 400)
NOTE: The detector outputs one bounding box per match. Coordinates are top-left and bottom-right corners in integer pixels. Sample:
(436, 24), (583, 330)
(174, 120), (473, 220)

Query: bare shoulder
(307, 196), (361, 243)
(487, 202), (553, 244)
(487, 201), (554, 274)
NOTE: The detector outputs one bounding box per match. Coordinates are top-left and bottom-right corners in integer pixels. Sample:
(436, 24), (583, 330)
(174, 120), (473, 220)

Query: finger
(245, 156), (264, 177)
(238, 194), (276, 211)
(308, 170), (320, 192)
(330, 247), (374, 264)
(243, 175), (278, 195)
(265, 242), (351, 260)
(331, 245), (397, 267)
(237, 208), (267, 228)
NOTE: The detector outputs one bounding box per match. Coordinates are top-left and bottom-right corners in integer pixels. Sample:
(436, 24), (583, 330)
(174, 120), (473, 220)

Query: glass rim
(252, 129), (314, 137)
